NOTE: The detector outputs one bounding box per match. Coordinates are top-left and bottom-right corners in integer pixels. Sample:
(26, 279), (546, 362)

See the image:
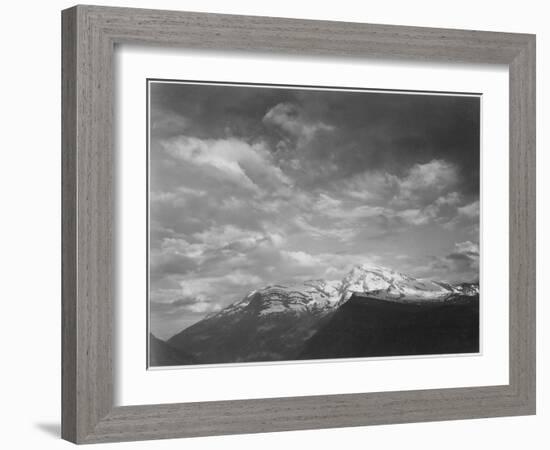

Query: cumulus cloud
(312, 160), (474, 235)
(393, 159), (459, 206)
(263, 102), (334, 143)
(150, 243), (199, 277)
(150, 293), (224, 339)
(457, 200), (480, 219)
(162, 136), (291, 193)
(292, 214), (357, 242)
(150, 109), (189, 137)
(412, 241), (479, 282)
(334, 160), (458, 207)
(151, 295), (221, 315)
(282, 250), (321, 267)
(439, 241), (479, 279)
(179, 271), (263, 300)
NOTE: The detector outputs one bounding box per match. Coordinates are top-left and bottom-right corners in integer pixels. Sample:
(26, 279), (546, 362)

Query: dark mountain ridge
(149, 333), (198, 366)
(299, 294), (479, 360)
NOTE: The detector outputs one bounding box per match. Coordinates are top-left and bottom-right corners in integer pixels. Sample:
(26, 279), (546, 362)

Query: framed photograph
(147, 80), (482, 367)
(62, 5), (536, 444)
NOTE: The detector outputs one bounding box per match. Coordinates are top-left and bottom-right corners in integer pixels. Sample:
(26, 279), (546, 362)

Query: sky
(148, 81), (480, 339)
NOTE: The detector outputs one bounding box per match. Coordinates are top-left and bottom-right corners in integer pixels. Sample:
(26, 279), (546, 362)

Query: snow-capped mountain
(338, 264), (467, 302)
(212, 278), (342, 320)
(167, 282), (337, 364)
(165, 264), (479, 365)
(210, 264), (476, 321)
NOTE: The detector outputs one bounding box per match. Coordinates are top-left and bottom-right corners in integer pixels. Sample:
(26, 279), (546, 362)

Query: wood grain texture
(62, 5), (114, 442)
(61, 7), (77, 443)
(508, 36), (536, 408)
(61, 4), (536, 444)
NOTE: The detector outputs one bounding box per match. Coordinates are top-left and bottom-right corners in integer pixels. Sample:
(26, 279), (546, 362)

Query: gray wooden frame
(61, 4), (536, 444)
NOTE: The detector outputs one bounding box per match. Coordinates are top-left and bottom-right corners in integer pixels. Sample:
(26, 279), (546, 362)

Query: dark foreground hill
(299, 294), (479, 360)
(149, 333), (198, 366)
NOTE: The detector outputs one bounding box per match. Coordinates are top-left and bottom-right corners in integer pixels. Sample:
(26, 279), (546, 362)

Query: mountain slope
(149, 333), (198, 366)
(300, 294), (479, 359)
(167, 283), (337, 364)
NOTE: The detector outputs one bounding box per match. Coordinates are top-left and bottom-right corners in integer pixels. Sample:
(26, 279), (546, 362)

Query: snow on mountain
(212, 279), (342, 320)
(339, 264), (457, 302)
(210, 263), (478, 321)
(452, 282), (480, 296)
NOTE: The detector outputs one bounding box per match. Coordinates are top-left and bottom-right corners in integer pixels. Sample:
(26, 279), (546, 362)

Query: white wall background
(0, 1), (546, 448)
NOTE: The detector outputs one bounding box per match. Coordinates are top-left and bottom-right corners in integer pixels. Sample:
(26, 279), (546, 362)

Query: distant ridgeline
(150, 264), (479, 366)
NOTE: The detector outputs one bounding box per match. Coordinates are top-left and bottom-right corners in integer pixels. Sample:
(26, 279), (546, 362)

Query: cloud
(263, 102), (334, 143)
(282, 250), (321, 267)
(457, 200), (480, 219)
(150, 244), (199, 278)
(443, 200), (480, 237)
(314, 192), (385, 222)
(391, 159), (459, 207)
(192, 224), (283, 250)
(150, 294), (224, 339)
(451, 240), (480, 259)
(395, 191), (462, 226)
(150, 109), (189, 137)
(334, 160), (458, 208)
(440, 241), (479, 277)
(150, 187), (208, 211)
(292, 215), (357, 242)
(179, 271), (263, 300)
(414, 241), (479, 282)
(150, 269), (267, 326)
(162, 136), (291, 193)
(151, 296), (213, 313)
(319, 160), (473, 233)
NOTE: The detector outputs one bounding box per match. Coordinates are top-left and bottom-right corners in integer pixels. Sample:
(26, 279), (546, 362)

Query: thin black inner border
(148, 77), (483, 96)
(145, 78), (482, 369)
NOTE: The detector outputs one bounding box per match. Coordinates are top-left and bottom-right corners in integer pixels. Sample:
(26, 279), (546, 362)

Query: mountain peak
(341, 263), (458, 301)
(208, 263), (478, 322)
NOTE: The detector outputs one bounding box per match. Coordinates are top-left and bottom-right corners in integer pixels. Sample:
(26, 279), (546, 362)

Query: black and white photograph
(147, 80), (481, 367)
